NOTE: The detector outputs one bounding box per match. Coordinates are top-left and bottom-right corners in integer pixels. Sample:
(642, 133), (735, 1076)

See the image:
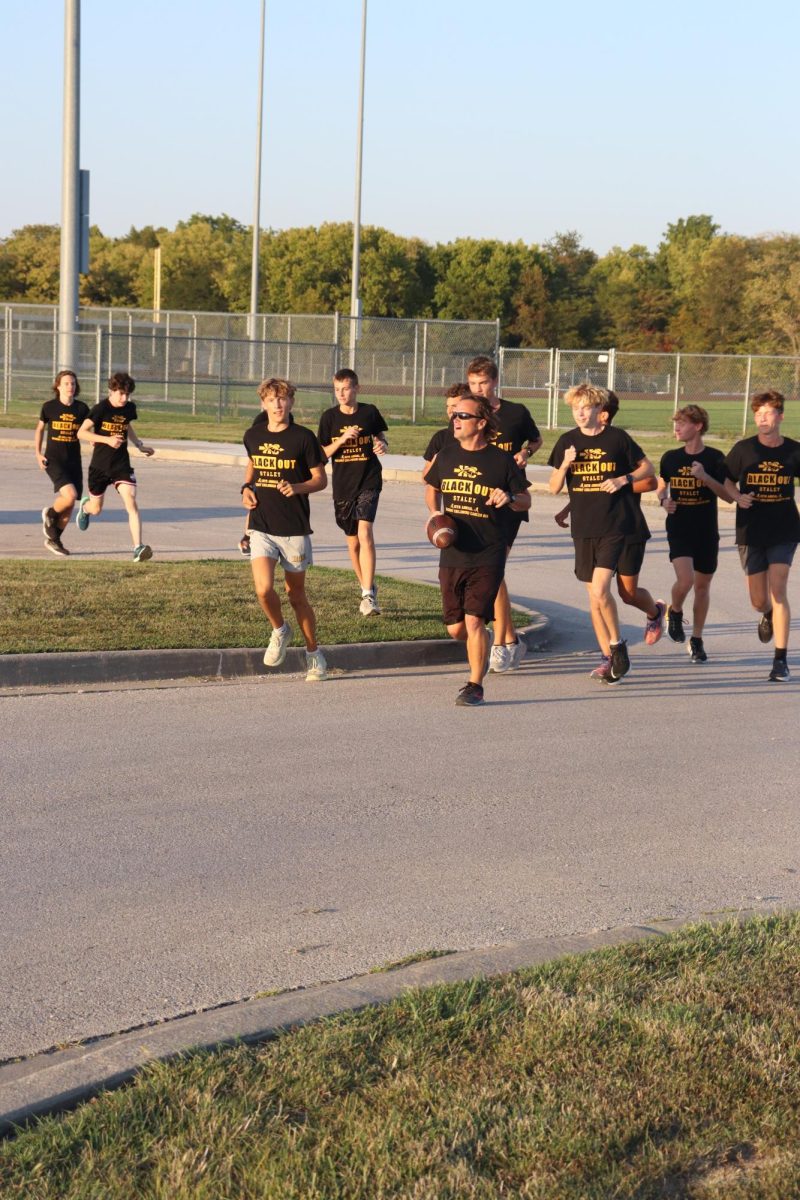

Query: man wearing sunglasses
(424, 396), (531, 706)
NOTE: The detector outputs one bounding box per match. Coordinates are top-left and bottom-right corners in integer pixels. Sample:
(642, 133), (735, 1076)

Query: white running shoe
(508, 638), (527, 669)
(305, 649), (328, 681)
(488, 644), (512, 673)
(263, 622), (292, 667)
(359, 590), (380, 616)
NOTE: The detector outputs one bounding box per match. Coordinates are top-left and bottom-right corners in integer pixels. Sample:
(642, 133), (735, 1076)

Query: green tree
(591, 244), (671, 350)
(744, 235), (800, 357)
(0, 225), (61, 302)
(432, 238), (530, 336)
(540, 231), (600, 347)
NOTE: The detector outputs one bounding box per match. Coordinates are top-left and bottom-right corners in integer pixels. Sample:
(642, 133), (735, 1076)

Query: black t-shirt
(660, 445), (727, 542)
(242, 421), (325, 536)
(627, 493), (651, 545)
(86, 399), (138, 474)
(39, 398), (90, 462)
(426, 442), (529, 568)
(318, 403), (388, 501)
(423, 424), (455, 462)
(548, 425), (645, 539)
(725, 435), (800, 547)
(491, 398), (540, 455)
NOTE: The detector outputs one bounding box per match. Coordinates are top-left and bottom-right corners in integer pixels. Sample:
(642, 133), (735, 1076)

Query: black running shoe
(667, 605), (685, 643)
(41, 506), (58, 539)
(758, 610), (774, 644)
(44, 537), (69, 557)
(688, 636), (707, 663)
(609, 639), (630, 682)
(768, 658), (790, 682)
(455, 682), (485, 706)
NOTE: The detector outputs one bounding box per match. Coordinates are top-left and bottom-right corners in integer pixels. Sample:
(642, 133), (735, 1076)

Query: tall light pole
(58, 0), (80, 369)
(248, 0), (266, 349)
(349, 0), (367, 367)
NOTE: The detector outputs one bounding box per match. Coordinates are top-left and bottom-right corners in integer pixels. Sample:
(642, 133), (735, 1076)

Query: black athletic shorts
(737, 542), (797, 575)
(46, 460), (82, 494)
(616, 539), (647, 579)
(88, 465), (137, 495)
(439, 563), (505, 625)
(573, 535), (625, 583)
(669, 535), (719, 576)
(334, 489), (380, 536)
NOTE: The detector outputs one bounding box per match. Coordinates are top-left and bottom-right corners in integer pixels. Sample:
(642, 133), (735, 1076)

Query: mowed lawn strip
(0, 561), (530, 654)
(2, 916), (799, 1198)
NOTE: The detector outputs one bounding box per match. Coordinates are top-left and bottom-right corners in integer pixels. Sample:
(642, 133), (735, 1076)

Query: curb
(0, 904), (783, 1137)
(0, 616), (550, 690)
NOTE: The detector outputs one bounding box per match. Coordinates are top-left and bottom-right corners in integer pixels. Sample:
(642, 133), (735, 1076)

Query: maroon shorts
(439, 563), (505, 625)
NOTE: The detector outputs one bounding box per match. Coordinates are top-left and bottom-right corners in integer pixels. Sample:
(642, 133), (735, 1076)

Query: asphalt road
(2, 446), (800, 1061)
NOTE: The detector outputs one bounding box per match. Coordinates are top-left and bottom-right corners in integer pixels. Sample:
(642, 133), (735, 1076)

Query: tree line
(1, 213), (799, 356)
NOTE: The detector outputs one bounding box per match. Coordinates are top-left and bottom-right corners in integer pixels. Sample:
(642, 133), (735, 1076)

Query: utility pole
(58, 0), (80, 369)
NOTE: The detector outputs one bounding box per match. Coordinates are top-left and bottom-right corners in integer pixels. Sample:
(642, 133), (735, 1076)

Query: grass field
(0, 561), (531, 654)
(2, 914), (798, 1198)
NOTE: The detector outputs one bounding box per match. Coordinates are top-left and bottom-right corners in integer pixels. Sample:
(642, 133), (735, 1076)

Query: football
(426, 512), (457, 549)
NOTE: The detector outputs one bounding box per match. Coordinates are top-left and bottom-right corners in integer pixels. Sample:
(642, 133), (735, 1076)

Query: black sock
(775, 648), (787, 662)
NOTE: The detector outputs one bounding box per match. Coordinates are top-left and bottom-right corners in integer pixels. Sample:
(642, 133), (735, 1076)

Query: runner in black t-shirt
(242, 378), (329, 682)
(425, 394), (530, 706)
(467, 356), (542, 673)
(549, 383), (655, 684)
(657, 405), (730, 663)
(34, 370), (90, 556)
(421, 382), (471, 480)
(76, 372), (155, 562)
(722, 390), (800, 681)
(318, 369), (388, 617)
(553, 391), (666, 667)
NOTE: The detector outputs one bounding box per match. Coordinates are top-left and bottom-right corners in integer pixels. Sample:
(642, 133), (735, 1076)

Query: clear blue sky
(2, 0), (798, 254)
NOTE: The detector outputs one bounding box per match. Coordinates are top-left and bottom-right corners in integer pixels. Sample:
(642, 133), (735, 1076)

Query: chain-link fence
(1, 303), (498, 426)
(497, 346), (800, 439)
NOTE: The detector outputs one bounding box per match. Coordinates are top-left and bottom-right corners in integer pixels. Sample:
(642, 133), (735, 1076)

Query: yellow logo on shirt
(452, 464), (481, 479)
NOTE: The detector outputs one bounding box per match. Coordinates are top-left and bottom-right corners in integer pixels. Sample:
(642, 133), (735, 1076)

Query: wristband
(625, 473), (634, 486)
(241, 483), (256, 494)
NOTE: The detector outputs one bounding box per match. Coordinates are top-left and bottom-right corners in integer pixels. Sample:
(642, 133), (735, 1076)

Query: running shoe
(644, 600), (666, 645)
(41, 506), (58, 539)
(455, 681), (484, 706)
(359, 590), (380, 616)
(758, 610), (774, 644)
(239, 534), (251, 556)
(44, 537), (69, 557)
(488, 644), (512, 673)
(666, 605), (685, 643)
(768, 658), (790, 682)
(507, 638), (527, 669)
(133, 544), (153, 562)
(609, 639), (630, 682)
(688, 636), (707, 663)
(75, 496), (91, 531)
(263, 622), (292, 667)
(305, 649), (328, 682)
(589, 654), (612, 681)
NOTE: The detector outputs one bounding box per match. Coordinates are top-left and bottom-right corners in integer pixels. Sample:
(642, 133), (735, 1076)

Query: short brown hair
(333, 368), (359, 386)
(459, 395), (499, 439)
(108, 371), (135, 395)
(673, 404), (709, 434)
(52, 370), (80, 399)
(445, 382), (472, 399)
(564, 383), (606, 410)
(258, 377), (296, 403)
(750, 390), (784, 413)
(466, 355), (498, 381)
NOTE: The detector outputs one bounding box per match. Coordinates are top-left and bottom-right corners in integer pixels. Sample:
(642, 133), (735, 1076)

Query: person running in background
(657, 404), (729, 663)
(76, 372), (155, 562)
(723, 390), (800, 682)
(34, 369), (89, 556)
(466, 355), (542, 672)
(242, 377), (329, 682)
(422, 382), (472, 479)
(318, 368), (388, 616)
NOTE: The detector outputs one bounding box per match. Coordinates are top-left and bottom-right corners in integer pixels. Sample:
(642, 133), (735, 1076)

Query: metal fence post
(191, 316), (197, 416)
(95, 326), (104, 404)
(52, 308), (58, 378)
(494, 318), (500, 362)
(546, 347), (555, 428)
(333, 311), (340, 374)
(420, 321), (428, 417)
(217, 340), (224, 423)
(672, 353), (681, 413)
(3, 307), (11, 414)
(164, 311), (171, 404)
(742, 355), (753, 435)
(411, 322), (419, 424)
(286, 315), (292, 380)
(607, 347), (616, 391)
(498, 345), (506, 394)
(127, 313), (133, 373)
(552, 347), (561, 429)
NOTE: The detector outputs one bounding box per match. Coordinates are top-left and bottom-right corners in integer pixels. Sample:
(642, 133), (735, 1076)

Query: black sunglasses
(452, 411), (481, 421)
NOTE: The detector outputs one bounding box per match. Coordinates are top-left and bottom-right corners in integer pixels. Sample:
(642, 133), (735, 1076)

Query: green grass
(2, 915), (799, 1198)
(0, 561), (530, 654)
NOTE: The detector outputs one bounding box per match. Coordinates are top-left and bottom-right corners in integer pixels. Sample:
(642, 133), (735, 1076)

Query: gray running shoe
(488, 644), (512, 673)
(305, 649), (328, 682)
(455, 682), (484, 706)
(263, 622), (292, 667)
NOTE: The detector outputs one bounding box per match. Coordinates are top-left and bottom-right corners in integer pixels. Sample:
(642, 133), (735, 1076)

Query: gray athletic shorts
(737, 542), (797, 575)
(249, 530), (313, 572)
